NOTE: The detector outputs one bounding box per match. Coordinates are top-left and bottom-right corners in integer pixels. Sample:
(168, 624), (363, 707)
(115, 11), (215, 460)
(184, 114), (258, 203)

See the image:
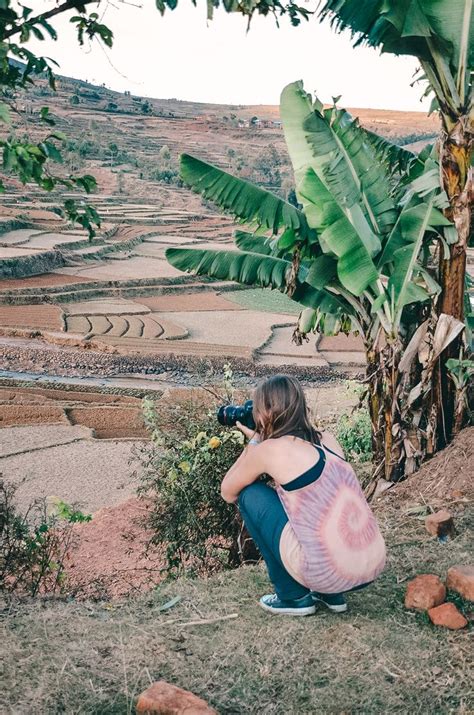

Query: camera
(217, 400), (256, 430)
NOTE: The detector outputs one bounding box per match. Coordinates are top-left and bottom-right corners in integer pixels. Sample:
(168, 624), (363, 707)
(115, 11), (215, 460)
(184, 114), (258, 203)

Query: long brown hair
(252, 375), (321, 444)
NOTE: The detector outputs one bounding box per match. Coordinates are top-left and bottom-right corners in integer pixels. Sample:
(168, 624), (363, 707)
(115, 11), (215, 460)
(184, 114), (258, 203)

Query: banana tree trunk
(435, 117), (473, 445)
(366, 338), (405, 485)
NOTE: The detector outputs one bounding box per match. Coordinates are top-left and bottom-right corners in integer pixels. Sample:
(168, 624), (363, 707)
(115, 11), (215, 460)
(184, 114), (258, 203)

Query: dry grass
(1, 506), (472, 714)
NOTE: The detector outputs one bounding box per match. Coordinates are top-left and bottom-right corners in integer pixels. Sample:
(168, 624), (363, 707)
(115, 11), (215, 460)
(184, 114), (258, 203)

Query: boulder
(405, 574), (446, 611)
(424, 510), (455, 538)
(446, 565), (474, 602)
(428, 602), (468, 630)
(136, 681), (216, 714)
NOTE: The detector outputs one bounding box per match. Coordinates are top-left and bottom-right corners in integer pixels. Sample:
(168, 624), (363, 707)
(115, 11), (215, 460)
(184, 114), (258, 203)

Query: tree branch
(3, 0), (100, 40)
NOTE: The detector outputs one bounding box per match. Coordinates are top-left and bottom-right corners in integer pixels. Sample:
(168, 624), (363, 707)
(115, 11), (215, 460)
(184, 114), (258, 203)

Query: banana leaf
(180, 154), (313, 239)
(297, 168), (379, 296)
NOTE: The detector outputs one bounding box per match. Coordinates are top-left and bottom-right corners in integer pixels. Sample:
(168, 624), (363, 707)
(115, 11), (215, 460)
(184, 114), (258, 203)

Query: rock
(405, 574), (446, 610)
(425, 510), (455, 538)
(136, 681), (216, 714)
(447, 564), (474, 602)
(428, 602), (468, 630)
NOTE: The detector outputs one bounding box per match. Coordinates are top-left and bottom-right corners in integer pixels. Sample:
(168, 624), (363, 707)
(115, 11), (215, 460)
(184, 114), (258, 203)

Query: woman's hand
(236, 421), (261, 443)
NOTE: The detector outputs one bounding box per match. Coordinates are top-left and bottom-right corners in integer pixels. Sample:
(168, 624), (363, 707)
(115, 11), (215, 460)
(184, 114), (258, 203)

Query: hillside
(1, 72), (439, 207)
(0, 71), (447, 378)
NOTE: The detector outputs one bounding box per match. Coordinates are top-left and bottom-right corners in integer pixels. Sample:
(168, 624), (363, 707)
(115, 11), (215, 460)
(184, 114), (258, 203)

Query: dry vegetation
(1, 500), (472, 714)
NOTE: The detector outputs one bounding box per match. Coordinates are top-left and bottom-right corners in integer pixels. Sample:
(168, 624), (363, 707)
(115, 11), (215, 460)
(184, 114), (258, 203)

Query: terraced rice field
(0, 199), (368, 370)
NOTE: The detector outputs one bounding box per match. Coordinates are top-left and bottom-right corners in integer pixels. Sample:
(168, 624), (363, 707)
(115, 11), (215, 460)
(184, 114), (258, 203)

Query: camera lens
(217, 404), (237, 426)
(216, 401), (255, 430)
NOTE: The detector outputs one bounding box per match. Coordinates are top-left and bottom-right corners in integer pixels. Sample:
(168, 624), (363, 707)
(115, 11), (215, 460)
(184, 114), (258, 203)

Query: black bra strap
(281, 446), (326, 491)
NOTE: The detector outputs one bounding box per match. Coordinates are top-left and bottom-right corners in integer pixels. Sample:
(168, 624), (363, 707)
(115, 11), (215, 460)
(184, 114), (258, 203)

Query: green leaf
(180, 154), (311, 239)
(378, 196), (452, 268)
(40, 106), (55, 126)
(0, 102), (11, 124)
(387, 196), (436, 318)
(234, 230), (273, 255)
(298, 168), (379, 295)
(165, 246), (351, 317)
(43, 141), (63, 163)
(275, 227), (297, 250)
(281, 82), (383, 256)
(361, 128), (421, 180)
(305, 254), (337, 289)
(166, 247), (291, 291)
(372, 293), (388, 313)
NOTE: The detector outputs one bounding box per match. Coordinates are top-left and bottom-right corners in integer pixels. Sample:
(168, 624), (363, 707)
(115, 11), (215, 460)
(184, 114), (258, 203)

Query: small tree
(166, 82), (471, 486)
(141, 100), (152, 115)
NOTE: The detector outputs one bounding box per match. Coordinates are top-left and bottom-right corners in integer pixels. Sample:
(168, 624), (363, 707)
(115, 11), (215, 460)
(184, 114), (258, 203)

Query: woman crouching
(220, 375), (386, 616)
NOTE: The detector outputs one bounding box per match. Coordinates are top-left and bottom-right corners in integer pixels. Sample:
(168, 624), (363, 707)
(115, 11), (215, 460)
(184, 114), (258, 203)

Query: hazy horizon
(28, 1), (431, 114)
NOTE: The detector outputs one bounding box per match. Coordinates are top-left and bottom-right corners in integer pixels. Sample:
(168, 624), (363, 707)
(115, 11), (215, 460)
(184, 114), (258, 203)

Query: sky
(28, 1), (430, 112)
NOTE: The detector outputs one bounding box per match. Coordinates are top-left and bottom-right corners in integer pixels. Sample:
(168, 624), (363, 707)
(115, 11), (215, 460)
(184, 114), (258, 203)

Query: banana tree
(167, 81), (465, 484)
(318, 0), (474, 448)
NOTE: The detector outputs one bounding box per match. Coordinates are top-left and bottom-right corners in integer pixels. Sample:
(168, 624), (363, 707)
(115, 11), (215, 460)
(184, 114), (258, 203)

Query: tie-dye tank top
(277, 444), (386, 593)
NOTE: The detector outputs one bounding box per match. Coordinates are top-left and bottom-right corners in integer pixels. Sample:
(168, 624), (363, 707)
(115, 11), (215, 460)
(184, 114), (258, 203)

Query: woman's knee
(238, 481), (276, 513)
(238, 482), (260, 511)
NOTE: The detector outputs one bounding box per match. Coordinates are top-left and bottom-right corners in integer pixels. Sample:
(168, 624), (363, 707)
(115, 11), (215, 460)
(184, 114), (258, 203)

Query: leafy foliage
(154, 0), (312, 25)
(168, 82), (451, 339)
(0, 1), (116, 237)
(0, 479), (91, 597)
(180, 154), (312, 239)
(336, 410), (372, 462)
(319, 0), (473, 125)
(137, 386), (257, 575)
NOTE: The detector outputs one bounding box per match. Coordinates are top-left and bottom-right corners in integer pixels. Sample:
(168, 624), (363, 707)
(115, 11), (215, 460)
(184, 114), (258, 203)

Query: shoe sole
(312, 596), (347, 613)
(259, 601), (316, 616)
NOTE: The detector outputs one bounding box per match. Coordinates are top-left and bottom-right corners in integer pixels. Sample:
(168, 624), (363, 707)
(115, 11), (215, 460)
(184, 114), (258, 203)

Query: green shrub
(137, 384), (257, 575)
(0, 480), (91, 597)
(336, 409), (372, 462)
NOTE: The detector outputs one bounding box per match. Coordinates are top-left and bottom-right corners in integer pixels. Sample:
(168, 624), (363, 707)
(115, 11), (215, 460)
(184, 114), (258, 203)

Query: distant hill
(3, 71), (439, 202)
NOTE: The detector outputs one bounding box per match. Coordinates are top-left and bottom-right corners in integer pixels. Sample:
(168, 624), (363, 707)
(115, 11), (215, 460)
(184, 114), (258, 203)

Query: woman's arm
(221, 422), (267, 503)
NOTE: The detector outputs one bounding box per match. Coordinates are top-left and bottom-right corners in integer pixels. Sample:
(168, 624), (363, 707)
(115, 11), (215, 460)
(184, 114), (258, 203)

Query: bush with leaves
(0, 479), (91, 597)
(336, 410), (372, 462)
(137, 381), (257, 575)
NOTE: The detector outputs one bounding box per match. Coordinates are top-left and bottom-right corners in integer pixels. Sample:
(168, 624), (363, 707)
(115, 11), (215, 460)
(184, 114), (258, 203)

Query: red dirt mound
(65, 497), (165, 599)
(386, 427), (474, 507)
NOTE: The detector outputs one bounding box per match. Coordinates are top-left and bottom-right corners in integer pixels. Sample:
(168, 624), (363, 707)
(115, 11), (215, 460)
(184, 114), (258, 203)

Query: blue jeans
(238, 482), (310, 601)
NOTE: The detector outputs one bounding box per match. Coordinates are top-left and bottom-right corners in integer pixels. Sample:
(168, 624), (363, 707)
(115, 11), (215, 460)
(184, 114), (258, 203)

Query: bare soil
(65, 497), (164, 600)
(141, 292), (245, 312)
(67, 406), (148, 438)
(0, 385), (150, 438)
(0, 404), (69, 426)
(0, 305), (63, 330)
(0, 386), (140, 405)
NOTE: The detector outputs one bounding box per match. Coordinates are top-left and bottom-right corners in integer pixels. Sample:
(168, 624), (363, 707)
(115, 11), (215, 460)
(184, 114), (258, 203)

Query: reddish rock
(136, 681), (216, 714)
(447, 565), (474, 602)
(428, 602), (468, 630)
(405, 574), (446, 611)
(425, 510), (455, 538)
